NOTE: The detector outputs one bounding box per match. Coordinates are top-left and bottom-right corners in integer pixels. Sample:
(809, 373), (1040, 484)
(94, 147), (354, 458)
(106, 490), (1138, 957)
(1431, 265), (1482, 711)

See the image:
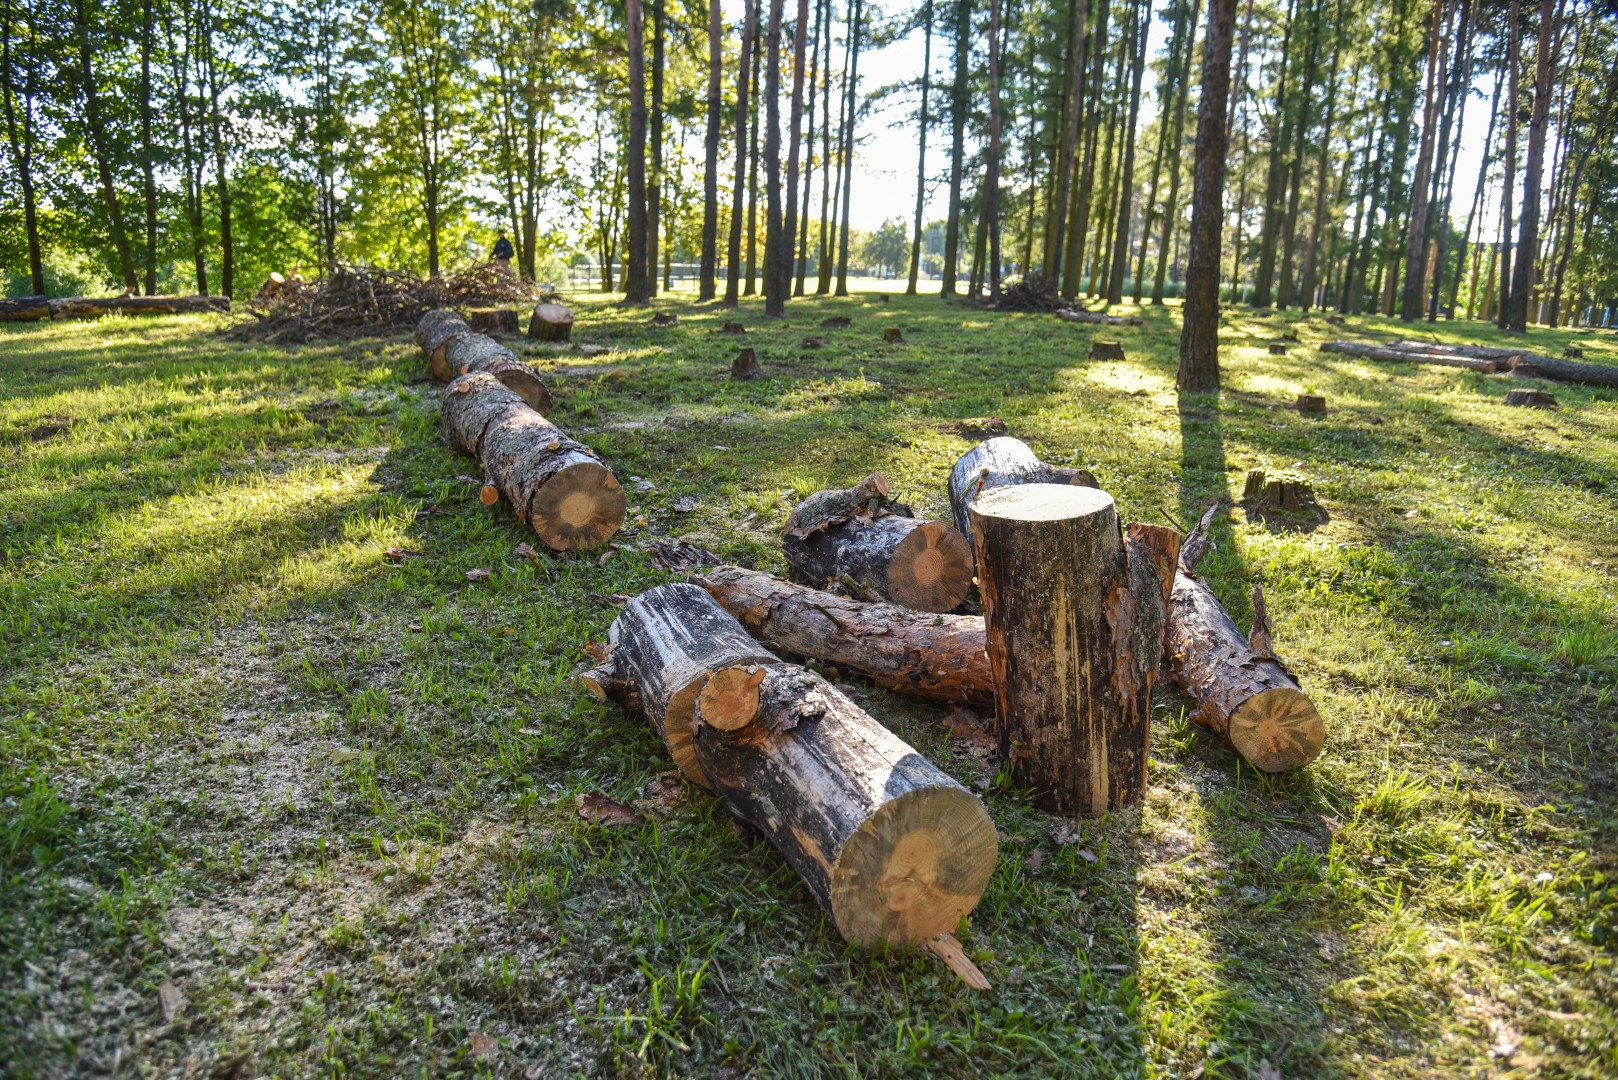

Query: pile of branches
(237, 263), (537, 342)
(992, 272), (1067, 313)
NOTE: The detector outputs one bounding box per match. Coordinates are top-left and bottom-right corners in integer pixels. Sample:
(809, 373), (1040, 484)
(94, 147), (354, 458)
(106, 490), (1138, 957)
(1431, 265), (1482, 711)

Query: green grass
(1, 294), (1615, 1078)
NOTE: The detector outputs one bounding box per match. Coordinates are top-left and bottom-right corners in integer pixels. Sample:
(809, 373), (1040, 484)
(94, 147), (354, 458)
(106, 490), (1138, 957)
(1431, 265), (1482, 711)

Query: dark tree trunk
(907, 0), (934, 295)
(723, 0), (757, 306)
(780, 0), (810, 309)
(1426, 0), (1471, 319)
(1497, 0), (1521, 328)
(940, 0), (972, 296)
(1063, 0), (1111, 299)
(700, 0), (723, 300)
(1250, 0), (1298, 309)
(1, 0), (45, 295)
(834, 0), (863, 295)
(1046, 0), (1089, 285)
(1135, 0), (1186, 303)
(139, 0), (158, 295)
(1505, 0), (1559, 331)
(745, 27), (762, 297)
(624, 0), (652, 305)
(1177, 0), (1236, 390)
(819, 0), (844, 294)
(73, 0), (139, 292)
(1106, 0), (1150, 305)
(796, 0), (824, 296)
(1298, 0), (1342, 310)
(984, 0), (1003, 301)
(202, 0), (232, 297)
(763, 0), (785, 313)
(648, 0), (664, 296)
(1276, 0), (1321, 308)
(1399, 0), (1448, 321)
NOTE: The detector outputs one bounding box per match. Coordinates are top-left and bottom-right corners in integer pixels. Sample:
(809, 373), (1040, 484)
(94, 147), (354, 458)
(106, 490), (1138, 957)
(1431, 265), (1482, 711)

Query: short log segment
(948, 437), (1098, 552)
(444, 333), (553, 415)
(417, 309), (473, 380)
(592, 584), (776, 786)
(970, 484), (1164, 816)
(528, 303), (574, 342)
(1090, 340), (1125, 361)
(694, 565), (994, 710)
(692, 661), (999, 947)
(442, 371), (625, 551)
(783, 514), (974, 613)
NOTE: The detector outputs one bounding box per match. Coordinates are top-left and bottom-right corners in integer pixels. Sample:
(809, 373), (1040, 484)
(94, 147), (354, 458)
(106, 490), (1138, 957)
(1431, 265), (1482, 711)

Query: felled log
(528, 303), (573, 342)
(1164, 509), (1324, 772)
(821, 315), (852, 328)
(468, 308), (519, 334)
(731, 348), (766, 380)
(947, 436), (1097, 551)
(694, 565), (994, 710)
(582, 584), (775, 785)
(1090, 340), (1125, 360)
(1505, 388), (1556, 408)
(442, 371), (624, 551)
(1504, 352), (1618, 388)
(971, 484), (1165, 816)
(444, 333), (552, 415)
(46, 295), (230, 320)
(416, 309), (473, 380)
(783, 515), (973, 614)
(692, 660), (998, 947)
(1056, 309), (1140, 326)
(1320, 340), (1501, 372)
(0, 295), (50, 321)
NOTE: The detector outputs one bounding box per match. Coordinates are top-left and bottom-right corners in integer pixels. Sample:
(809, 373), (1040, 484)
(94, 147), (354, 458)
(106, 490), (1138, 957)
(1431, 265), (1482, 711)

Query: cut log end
(696, 665), (768, 732)
(829, 785), (998, 947)
(529, 462), (627, 551)
(494, 368), (554, 416)
(1226, 687), (1324, 772)
(886, 521), (974, 612)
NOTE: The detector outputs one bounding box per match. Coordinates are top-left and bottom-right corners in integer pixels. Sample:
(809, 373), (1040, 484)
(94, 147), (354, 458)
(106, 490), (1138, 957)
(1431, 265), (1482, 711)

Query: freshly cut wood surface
(782, 514), (974, 613)
(600, 584), (776, 785)
(694, 565), (994, 710)
(948, 437), (1097, 552)
(692, 661), (998, 947)
(528, 303), (574, 341)
(971, 484), (1162, 816)
(444, 333), (553, 415)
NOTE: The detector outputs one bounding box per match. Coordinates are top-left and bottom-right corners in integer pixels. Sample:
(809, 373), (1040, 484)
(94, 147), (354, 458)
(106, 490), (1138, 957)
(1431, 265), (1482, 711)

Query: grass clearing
(1, 295), (1615, 1077)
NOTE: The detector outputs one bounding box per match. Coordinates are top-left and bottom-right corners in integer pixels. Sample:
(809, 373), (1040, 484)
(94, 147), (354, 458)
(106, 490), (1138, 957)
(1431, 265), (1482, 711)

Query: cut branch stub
(783, 515), (975, 613)
(731, 348), (766, 380)
(603, 583), (778, 785)
(1089, 340), (1125, 361)
(695, 566), (995, 710)
(692, 661), (999, 947)
(948, 437), (1098, 553)
(970, 484), (1162, 816)
(416, 309), (473, 381)
(445, 334), (553, 415)
(528, 303), (574, 342)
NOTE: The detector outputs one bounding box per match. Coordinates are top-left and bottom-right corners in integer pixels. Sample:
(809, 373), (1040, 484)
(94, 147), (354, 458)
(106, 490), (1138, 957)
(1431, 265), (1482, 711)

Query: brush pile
(240, 264), (537, 342)
(993, 272), (1067, 312)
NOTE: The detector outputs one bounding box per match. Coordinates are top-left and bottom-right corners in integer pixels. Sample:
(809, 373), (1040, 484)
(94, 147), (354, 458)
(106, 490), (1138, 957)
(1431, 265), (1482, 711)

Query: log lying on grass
(971, 484), (1165, 815)
(417, 309), (473, 379)
(442, 371), (624, 551)
(693, 660), (999, 947)
(0, 295), (50, 321)
(1164, 507), (1324, 772)
(694, 565), (995, 710)
(1327, 338), (1618, 387)
(582, 583), (776, 785)
(1501, 352), (1618, 388)
(948, 436), (1097, 552)
(11, 295), (232, 321)
(444, 333), (553, 414)
(1056, 309), (1142, 326)
(1321, 340), (1503, 372)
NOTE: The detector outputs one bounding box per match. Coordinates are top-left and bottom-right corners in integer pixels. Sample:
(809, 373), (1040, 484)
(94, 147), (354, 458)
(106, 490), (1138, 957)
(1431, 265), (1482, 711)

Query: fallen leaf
(712, 445), (731, 451)
(384, 547), (424, 561)
(576, 791), (645, 827)
(1025, 850), (1045, 869)
(673, 496), (700, 513)
(465, 567), (493, 582)
(469, 1031), (498, 1057)
(1256, 1060), (1282, 1080)
(329, 747), (362, 765)
(518, 727), (542, 737)
(515, 542), (540, 564)
(159, 982), (185, 1022)
(456, 474), (481, 485)
(1052, 822), (1080, 847)
(1078, 848), (1098, 864)
(598, 548), (615, 566)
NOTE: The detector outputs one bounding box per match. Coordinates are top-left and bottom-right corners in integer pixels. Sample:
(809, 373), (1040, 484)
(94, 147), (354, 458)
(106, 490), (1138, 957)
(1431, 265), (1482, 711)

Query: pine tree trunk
(796, 0), (824, 296)
(834, 0), (863, 295)
(1505, 0), (1558, 332)
(724, 0), (757, 306)
(700, 0), (723, 300)
(1177, 0), (1236, 390)
(984, 0), (1004, 300)
(907, 0), (934, 295)
(745, 30), (762, 297)
(1399, 0), (1448, 321)
(940, 0), (972, 296)
(625, 0), (651, 304)
(1497, 0), (1521, 328)
(763, 0), (786, 314)
(1106, 0), (1150, 304)
(1063, 0), (1111, 299)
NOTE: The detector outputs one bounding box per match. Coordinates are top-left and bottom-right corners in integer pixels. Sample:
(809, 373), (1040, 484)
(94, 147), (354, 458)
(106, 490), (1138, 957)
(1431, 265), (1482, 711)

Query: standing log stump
(731, 348), (766, 380)
(650, 312), (680, 326)
(822, 315), (852, 328)
(784, 515), (974, 613)
(416, 309), (473, 381)
(1326, 314), (1346, 326)
(444, 334), (553, 415)
(721, 321), (747, 335)
(442, 371), (625, 551)
(468, 308), (519, 334)
(1562, 346), (1582, 359)
(970, 484), (1165, 816)
(1242, 469), (1322, 519)
(693, 661), (999, 947)
(1504, 389), (1556, 408)
(528, 303), (574, 342)
(1295, 394), (1327, 414)
(1089, 340), (1125, 361)
(802, 336), (826, 348)
(948, 437), (1097, 553)
(696, 565), (994, 710)
(883, 328), (905, 343)
(1268, 342), (1289, 356)
(585, 584), (777, 786)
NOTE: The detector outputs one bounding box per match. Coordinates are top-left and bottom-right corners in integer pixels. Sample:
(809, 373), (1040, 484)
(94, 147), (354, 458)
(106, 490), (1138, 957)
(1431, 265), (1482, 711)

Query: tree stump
(1280, 330), (1300, 342)
(416, 309), (473, 380)
(783, 515), (974, 613)
(1563, 346), (1582, 359)
(443, 372), (625, 551)
(1295, 394), (1327, 414)
(948, 437), (1097, 553)
(1504, 389), (1556, 408)
(969, 484), (1165, 816)
(650, 312), (680, 326)
(731, 348), (766, 380)
(695, 565), (995, 710)
(1090, 340), (1125, 361)
(883, 327), (905, 343)
(1241, 469), (1321, 518)
(528, 303), (574, 342)
(802, 336), (826, 348)
(585, 583), (777, 786)
(822, 316), (852, 328)
(1268, 342), (1289, 356)
(1326, 314), (1345, 326)
(721, 321), (747, 334)
(444, 334), (553, 415)
(468, 308), (519, 334)
(692, 661), (999, 947)
(879, 294), (891, 303)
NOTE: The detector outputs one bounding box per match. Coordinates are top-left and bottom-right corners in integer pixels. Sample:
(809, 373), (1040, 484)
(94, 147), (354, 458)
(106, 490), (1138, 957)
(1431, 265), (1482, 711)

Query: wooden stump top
(970, 481), (1115, 524)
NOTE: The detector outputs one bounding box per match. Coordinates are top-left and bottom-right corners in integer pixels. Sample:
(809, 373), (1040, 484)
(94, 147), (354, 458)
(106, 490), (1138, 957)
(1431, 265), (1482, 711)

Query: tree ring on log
(530, 461), (627, 551)
(886, 521), (974, 612)
(1226, 687), (1323, 773)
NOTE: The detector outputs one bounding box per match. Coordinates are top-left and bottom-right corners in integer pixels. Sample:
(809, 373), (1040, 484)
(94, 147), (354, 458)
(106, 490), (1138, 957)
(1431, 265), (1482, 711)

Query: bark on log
(1320, 340), (1502, 372)
(783, 514), (974, 613)
(417, 309), (473, 381)
(692, 661), (998, 947)
(592, 583), (776, 786)
(694, 565), (995, 710)
(970, 484), (1164, 816)
(528, 303), (574, 342)
(948, 437), (1098, 552)
(444, 333), (553, 415)
(45, 295), (230, 320)
(1057, 309), (1142, 326)
(442, 371), (625, 551)
(1504, 353), (1618, 388)
(785, 473), (895, 537)
(821, 316), (852, 328)
(0, 296), (50, 321)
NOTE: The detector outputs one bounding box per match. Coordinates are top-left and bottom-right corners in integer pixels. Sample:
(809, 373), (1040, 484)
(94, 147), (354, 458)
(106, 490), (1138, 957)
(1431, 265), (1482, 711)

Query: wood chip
(159, 982), (185, 1022)
(469, 1031), (498, 1057)
(576, 791), (646, 827)
(465, 567), (493, 582)
(924, 933), (991, 990)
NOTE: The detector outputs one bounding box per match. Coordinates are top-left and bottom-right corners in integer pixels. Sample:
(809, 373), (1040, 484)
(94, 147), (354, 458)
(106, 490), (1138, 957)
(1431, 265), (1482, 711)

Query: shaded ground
(1, 295), (1614, 1078)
